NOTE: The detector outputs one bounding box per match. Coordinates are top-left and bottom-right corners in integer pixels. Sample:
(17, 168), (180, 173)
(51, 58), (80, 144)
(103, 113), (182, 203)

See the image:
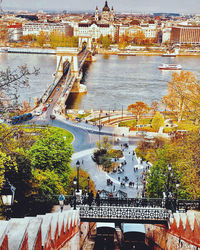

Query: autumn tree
(49, 31), (78, 48)
(151, 112), (164, 132)
(127, 101), (150, 122)
(162, 71), (200, 122)
(36, 31), (47, 48)
(22, 34), (36, 43)
(118, 34), (130, 49)
(151, 101), (159, 115)
(133, 30), (145, 45)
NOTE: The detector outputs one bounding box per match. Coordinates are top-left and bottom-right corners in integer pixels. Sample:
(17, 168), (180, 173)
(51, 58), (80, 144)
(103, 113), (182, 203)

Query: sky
(2, 0), (200, 14)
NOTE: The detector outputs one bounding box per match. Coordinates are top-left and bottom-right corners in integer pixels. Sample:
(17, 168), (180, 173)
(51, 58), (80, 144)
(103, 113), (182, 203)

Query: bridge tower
(78, 36), (92, 50)
(56, 47), (79, 77)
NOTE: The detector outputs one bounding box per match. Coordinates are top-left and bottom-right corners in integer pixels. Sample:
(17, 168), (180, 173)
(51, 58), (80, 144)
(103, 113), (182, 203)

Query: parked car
(42, 106), (47, 112)
(50, 114), (56, 119)
(75, 117), (81, 122)
(45, 103), (50, 108)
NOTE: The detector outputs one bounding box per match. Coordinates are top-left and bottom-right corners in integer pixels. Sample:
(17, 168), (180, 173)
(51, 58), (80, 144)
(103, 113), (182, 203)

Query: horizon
(1, 0), (200, 15)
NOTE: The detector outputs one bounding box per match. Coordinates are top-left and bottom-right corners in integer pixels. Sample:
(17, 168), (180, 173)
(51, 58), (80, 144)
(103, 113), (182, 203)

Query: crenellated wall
(0, 209), (80, 250)
(145, 210), (200, 250)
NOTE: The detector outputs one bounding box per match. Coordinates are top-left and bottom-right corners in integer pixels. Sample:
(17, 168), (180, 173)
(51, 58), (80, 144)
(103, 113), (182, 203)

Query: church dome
(102, 1), (110, 11)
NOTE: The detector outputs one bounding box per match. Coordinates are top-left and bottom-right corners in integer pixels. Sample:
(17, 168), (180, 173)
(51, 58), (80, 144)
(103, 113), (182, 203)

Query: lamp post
(165, 164), (172, 210)
(76, 160), (80, 193)
(166, 164), (172, 198)
(73, 177), (77, 210)
(97, 113), (102, 144)
(87, 176), (90, 194)
(0, 180), (16, 220)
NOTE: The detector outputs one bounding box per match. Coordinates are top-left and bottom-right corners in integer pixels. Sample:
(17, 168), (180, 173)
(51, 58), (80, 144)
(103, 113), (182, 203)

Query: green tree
(33, 169), (66, 197)
(28, 132), (73, 175)
(151, 112), (164, 131)
(101, 35), (111, 49)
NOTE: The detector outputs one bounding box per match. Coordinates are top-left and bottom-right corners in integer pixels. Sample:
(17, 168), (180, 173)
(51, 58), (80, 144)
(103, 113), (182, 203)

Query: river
(1, 53), (200, 110)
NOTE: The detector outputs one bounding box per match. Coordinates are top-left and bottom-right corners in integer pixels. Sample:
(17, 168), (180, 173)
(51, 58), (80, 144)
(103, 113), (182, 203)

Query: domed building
(95, 1), (115, 23)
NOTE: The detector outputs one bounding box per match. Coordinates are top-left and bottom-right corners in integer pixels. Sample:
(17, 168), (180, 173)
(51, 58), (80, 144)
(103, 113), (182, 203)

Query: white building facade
(22, 22), (73, 36)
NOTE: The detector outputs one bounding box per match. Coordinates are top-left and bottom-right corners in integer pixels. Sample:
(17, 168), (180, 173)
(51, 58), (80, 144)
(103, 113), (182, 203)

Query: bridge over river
(41, 43), (95, 112)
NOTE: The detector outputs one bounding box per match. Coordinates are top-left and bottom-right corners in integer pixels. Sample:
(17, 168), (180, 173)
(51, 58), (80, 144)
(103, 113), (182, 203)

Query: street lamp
(76, 160), (80, 192)
(87, 176), (90, 195)
(0, 180), (16, 219)
(73, 177), (77, 210)
(166, 164), (172, 197)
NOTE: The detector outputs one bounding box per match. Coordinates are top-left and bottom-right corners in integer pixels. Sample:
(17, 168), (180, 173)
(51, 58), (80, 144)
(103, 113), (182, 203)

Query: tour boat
(158, 64), (182, 70)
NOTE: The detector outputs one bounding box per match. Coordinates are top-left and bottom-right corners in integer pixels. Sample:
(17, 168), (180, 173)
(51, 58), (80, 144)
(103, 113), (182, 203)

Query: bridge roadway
(43, 48), (91, 106)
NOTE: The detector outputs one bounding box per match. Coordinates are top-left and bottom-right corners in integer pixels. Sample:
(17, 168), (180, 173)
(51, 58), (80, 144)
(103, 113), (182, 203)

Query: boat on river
(117, 51), (136, 56)
(161, 53), (176, 57)
(158, 64), (182, 70)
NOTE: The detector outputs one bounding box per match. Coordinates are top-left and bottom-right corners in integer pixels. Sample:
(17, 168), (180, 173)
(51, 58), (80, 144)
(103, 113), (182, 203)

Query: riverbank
(1, 46), (200, 56)
(98, 49), (200, 56)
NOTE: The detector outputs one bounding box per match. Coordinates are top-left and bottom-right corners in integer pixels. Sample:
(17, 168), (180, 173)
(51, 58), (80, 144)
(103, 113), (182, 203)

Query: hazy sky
(2, 0), (200, 13)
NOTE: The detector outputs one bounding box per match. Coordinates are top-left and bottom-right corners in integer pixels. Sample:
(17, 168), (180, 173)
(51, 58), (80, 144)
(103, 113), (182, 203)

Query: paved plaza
(72, 141), (148, 198)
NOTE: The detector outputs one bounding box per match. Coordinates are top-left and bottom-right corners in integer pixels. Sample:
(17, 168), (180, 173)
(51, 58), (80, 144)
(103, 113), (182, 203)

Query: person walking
(58, 194), (65, 212)
(88, 190), (94, 208)
(95, 191), (100, 206)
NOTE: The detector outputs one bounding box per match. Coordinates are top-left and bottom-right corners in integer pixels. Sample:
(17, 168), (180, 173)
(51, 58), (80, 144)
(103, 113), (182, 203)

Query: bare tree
(0, 65), (39, 115)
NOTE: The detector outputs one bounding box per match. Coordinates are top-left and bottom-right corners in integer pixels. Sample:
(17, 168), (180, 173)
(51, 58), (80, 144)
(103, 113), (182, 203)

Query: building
(74, 2), (115, 41)
(74, 21), (115, 41)
(171, 26), (200, 44)
(95, 1), (115, 23)
(8, 24), (23, 41)
(22, 22), (73, 36)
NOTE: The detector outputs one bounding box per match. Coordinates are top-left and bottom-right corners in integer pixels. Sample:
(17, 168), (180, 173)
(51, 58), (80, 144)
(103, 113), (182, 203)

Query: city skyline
(2, 0), (200, 14)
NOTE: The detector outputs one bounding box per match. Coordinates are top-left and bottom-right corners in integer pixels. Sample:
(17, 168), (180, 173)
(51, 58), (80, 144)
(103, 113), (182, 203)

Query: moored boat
(161, 53), (176, 57)
(158, 63), (182, 70)
(118, 51), (136, 56)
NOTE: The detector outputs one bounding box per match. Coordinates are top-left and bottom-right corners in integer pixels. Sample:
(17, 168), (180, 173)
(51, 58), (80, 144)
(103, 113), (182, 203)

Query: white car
(35, 111), (43, 116)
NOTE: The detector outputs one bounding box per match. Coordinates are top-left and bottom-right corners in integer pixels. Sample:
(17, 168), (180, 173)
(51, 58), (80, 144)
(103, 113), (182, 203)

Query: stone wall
(0, 209), (80, 250)
(145, 210), (200, 250)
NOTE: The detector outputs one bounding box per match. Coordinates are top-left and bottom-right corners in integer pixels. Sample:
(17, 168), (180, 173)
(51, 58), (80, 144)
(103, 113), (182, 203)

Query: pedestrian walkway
(71, 143), (149, 198)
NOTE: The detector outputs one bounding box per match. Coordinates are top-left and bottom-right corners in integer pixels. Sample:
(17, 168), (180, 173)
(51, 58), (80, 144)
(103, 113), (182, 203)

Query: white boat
(158, 64), (182, 70)
(161, 53), (176, 57)
(118, 51), (136, 56)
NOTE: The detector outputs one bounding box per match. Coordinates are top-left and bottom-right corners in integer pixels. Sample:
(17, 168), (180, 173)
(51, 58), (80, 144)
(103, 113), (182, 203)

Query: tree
(32, 169), (66, 197)
(127, 101), (150, 122)
(151, 101), (159, 115)
(66, 169), (96, 195)
(151, 112), (164, 131)
(101, 35), (111, 49)
(118, 34), (130, 49)
(49, 31), (78, 48)
(0, 65), (39, 115)
(28, 132), (73, 175)
(36, 31), (46, 48)
(162, 71), (200, 122)
(133, 31), (145, 45)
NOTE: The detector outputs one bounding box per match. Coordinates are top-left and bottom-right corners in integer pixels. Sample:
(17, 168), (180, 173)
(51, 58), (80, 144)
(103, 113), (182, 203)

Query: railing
(79, 205), (170, 223)
(42, 56), (63, 103)
(54, 196), (200, 212)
